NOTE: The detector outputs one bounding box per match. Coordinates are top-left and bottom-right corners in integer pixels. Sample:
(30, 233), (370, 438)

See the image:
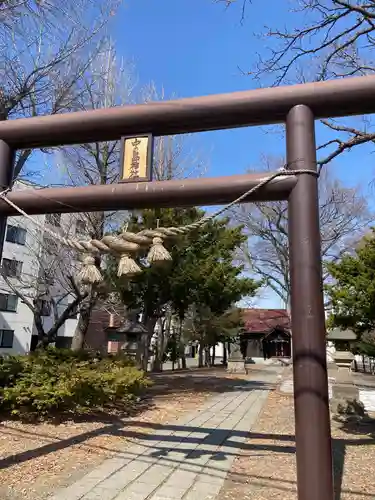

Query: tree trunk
(211, 344), (216, 366)
(198, 343), (204, 368)
(137, 315), (157, 372)
(71, 293), (96, 351)
(151, 311), (173, 372)
(49, 292), (87, 349)
(152, 346), (161, 372)
(204, 346), (211, 366)
(71, 310), (89, 351)
(136, 333), (146, 370)
(353, 358), (358, 372)
(34, 312), (48, 349)
(71, 211), (104, 352)
(181, 350), (187, 369)
(151, 318), (165, 372)
(36, 335), (51, 350)
(141, 332), (150, 371)
(223, 343), (227, 366)
(176, 315), (187, 370)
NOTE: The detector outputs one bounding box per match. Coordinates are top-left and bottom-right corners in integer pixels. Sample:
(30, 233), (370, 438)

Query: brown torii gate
(1, 75), (375, 500)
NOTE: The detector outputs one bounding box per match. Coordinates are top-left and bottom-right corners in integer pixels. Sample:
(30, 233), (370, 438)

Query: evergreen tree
(106, 207), (259, 369)
(326, 229), (375, 354)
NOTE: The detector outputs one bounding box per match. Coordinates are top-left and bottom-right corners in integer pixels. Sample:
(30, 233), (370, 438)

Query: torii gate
(1, 74), (374, 500)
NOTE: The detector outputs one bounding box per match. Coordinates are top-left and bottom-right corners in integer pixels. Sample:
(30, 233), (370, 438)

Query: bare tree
(0, 195), (89, 348)
(219, 0), (375, 167)
(51, 41), (136, 350)
(0, 0), (120, 180)
(0, 0), (54, 28)
(233, 156), (372, 307)
(53, 53), (209, 351)
(0, 1), (125, 351)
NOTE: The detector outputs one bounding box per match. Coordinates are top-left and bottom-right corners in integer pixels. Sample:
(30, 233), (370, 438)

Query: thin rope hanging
(0, 168), (318, 283)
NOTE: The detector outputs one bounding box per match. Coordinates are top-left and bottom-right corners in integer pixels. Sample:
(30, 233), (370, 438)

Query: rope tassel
(147, 236), (172, 266)
(0, 169), (318, 281)
(117, 253), (142, 278)
(77, 255), (103, 285)
(100, 235), (142, 278)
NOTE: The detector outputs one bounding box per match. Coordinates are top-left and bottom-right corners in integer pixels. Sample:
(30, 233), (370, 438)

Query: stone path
(49, 368), (281, 500)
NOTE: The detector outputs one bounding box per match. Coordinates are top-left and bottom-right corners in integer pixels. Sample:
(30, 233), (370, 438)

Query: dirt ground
(217, 389), (375, 500)
(0, 367), (243, 500)
(3, 365), (371, 500)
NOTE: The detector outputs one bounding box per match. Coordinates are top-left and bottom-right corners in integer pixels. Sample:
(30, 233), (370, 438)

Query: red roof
(242, 309), (290, 333)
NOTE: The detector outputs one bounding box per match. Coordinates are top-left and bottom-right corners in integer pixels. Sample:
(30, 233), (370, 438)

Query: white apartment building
(0, 181), (87, 355)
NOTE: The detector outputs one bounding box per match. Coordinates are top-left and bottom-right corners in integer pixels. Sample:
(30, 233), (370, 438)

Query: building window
(0, 293), (18, 312)
(2, 258), (23, 278)
(0, 329), (14, 348)
(76, 220), (86, 235)
(6, 225), (26, 245)
(45, 213), (61, 227)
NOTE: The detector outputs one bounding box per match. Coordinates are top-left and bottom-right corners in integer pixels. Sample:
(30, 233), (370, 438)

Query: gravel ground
(217, 389), (375, 500)
(0, 367), (241, 500)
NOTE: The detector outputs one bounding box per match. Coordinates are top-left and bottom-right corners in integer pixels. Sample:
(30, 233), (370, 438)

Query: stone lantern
(327, 327), (359, 412)
(227, 340), (246, 374)
(105, 310), (147, 360)
(327, 327), (357, 369)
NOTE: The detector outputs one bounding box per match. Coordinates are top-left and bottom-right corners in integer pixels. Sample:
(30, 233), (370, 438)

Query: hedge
(0, 348), (150, 418)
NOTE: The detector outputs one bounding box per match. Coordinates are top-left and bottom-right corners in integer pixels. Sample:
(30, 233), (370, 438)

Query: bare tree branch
(0, 0), (121, 180)
(232, 156), (373, 305)
(0, 204), (90, 347)
(222, 0), (375, 167)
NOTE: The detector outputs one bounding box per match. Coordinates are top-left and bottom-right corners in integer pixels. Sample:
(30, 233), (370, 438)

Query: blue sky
(111, 1), (373, 179)
(28, 0), (375, 308)
(108, 0), (375, 307)
(114, 0), (375, 179)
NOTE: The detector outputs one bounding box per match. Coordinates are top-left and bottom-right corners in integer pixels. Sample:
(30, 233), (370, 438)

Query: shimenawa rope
(0, 168), (318, 284)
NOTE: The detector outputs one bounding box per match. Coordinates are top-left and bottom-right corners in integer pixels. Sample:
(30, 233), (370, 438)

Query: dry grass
(217, 390), (375, 500)
(0, 367), (238, 500)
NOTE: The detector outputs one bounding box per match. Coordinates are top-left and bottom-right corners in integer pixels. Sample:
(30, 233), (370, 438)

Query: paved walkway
(50, 367), (281, 500)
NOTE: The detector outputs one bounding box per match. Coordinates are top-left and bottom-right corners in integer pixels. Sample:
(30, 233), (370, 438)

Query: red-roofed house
(241, 308), (291, 360)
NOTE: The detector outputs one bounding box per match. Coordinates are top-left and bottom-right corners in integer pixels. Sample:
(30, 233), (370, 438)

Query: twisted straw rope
(162, 169), (319, 233)
(0, 169), (318, 255)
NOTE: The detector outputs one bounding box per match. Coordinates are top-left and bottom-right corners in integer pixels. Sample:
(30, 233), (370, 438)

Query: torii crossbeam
(1, 74), (374, 500)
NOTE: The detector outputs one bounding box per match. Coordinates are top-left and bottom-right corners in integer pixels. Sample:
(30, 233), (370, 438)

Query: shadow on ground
(147, 368), (279, 397)
(0, 420), (374, 499)
(0, 369), (276, 466)
(2, 367), (369, 499)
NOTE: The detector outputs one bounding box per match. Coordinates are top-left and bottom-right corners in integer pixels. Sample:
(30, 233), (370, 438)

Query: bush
(0, 355), (25, 387)
(0, 348), (150, 418)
